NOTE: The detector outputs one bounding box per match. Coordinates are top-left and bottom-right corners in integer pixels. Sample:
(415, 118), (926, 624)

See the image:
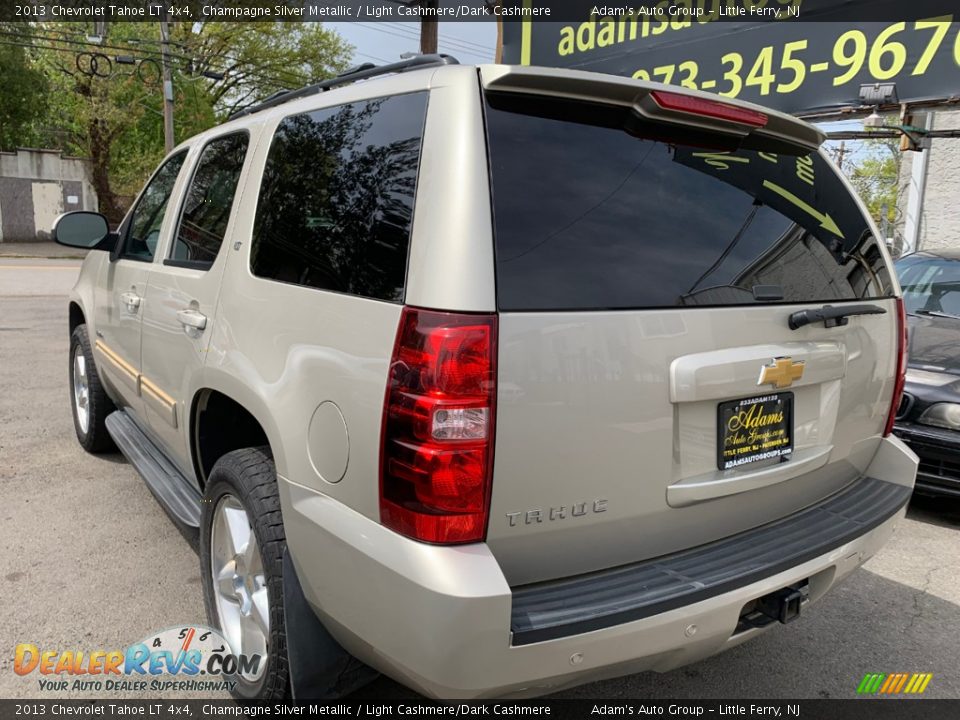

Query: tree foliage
(833, 131), (902, 234)
(1, 21), (351, 222)
(848, 150), (900, 230)
(182, 22), (352, 118)
(0, 24), (50, 150)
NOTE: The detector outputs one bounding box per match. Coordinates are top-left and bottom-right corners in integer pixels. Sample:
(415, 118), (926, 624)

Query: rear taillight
(883, 297), (907, 437)
(649, 90), (768, 128)
(379, 307), (497, 544)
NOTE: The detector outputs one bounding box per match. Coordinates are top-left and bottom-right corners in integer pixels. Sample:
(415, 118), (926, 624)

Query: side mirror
(52, 212), (115, 251)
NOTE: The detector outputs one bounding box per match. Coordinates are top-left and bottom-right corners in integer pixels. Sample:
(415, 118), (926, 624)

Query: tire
(69, 324), (116, 453)
(200, 447), (289, 700)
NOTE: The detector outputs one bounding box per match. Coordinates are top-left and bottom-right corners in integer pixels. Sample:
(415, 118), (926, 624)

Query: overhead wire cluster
(351, 22), (493, 64)
(0, 21), (496, 90)
(0, 27), (310, 90)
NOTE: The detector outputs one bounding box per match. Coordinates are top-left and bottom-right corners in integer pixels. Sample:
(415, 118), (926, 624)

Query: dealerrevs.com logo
(14, 625), (261, 693)
(856, 672), (934, 695)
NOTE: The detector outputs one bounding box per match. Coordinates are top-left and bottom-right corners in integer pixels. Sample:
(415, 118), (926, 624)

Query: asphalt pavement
(0, 255), (957, 700)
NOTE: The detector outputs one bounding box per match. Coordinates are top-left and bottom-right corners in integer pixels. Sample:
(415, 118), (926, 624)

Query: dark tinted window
(251, 92), (427, 302)
(485, 94), (894, 311)
(124, 151), (187, 261)
(172, 133), (248, 266)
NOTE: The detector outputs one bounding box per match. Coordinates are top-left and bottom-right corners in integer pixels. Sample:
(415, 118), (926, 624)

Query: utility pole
(159, 17), (175, 154)
(835, 140), (847, 170)
(420, 0), (438, 54)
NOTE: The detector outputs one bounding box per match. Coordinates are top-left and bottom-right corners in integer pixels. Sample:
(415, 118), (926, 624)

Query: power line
(433, 42), (492, 62)
(46, 24), (324, 82)
(0, 38), (299, 107)
(0, 31), (306, 91)
(366, 23), (492, 58)
(351, 23), (419, 50)
(0, 29), (310, 86)
(352, 22), (493, 60)
(353, 50), (393, 64)
(354, 21), (492, 54)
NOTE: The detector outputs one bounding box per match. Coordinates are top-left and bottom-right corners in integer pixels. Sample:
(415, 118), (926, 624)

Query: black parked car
(894, 250), (960, 498)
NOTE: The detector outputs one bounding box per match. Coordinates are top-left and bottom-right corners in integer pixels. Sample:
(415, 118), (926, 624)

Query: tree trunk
(70, 76), (124, 225)
(88, 118), (123, 225)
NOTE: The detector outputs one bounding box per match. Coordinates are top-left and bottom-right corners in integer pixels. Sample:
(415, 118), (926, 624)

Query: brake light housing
(649, 90), (769, 128)
(379, 307), (497, 544)
(883, 297), (907, 437)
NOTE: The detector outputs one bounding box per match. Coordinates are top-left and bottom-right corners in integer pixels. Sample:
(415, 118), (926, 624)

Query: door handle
(120, 292), (141, 313)
(176, 308), (207, 331)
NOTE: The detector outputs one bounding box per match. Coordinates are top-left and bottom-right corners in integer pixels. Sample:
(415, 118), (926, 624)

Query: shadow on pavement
(907, 494), (960, 530)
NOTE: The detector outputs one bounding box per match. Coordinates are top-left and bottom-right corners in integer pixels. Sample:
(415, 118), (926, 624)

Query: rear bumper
(280, 437), (916, 699)
(510, 477), (908, 646)
(894, 422), (960, 497)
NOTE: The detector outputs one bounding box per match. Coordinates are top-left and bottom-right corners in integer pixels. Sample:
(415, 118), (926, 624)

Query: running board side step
(105, 410), (202, 528)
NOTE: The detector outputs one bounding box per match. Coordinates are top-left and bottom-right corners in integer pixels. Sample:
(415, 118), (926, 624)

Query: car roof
(170, 55), (826, 156)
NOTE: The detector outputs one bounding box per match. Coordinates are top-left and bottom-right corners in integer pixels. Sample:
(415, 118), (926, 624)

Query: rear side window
(485, 93), (894, 312)
(171, 132), (248, 268)
(251, 92), (428, 302)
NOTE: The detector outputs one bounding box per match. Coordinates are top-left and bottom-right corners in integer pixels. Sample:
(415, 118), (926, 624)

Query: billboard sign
(501, 1), (960, 115)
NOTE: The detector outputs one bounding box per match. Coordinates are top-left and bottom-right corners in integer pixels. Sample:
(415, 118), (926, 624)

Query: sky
(326, 21), (498, 65)
(325, 21), (881, 170)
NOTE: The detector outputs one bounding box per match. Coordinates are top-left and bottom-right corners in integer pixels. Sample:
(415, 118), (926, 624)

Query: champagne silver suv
(55, 56), (918, 700)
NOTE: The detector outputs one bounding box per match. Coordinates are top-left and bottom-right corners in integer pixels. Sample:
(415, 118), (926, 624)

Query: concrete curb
(0, 242), (88, 259)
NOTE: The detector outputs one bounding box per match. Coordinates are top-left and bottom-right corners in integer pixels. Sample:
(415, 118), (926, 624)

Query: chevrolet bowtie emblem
(758, 357), (805, 389)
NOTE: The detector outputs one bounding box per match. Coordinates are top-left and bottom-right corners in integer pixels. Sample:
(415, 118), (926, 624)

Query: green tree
(180, 21), (352, 118)
(37, 23), (161, 221)
(835, 132), (901, 232)
(26, 21), (351, 222)
(848, 151), (900, 229)
(0, 26), (50, 150)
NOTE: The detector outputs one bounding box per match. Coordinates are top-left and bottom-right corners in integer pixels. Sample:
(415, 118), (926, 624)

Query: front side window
(124, 151), (187, 262)
(171, 133), (249, 267)
(251, 91), (428, 302)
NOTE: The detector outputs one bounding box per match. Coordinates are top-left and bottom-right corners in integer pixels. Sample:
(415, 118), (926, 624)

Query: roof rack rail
(228, 54), (459, 121)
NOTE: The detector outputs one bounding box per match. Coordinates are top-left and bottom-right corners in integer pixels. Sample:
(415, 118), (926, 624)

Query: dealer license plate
(717, 393), (794, 471)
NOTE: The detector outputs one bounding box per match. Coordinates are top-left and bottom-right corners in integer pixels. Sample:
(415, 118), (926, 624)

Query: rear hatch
(480, 69), (900, 586)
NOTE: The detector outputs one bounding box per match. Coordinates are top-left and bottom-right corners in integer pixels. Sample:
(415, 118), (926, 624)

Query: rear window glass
(251, 91), (427, 302)
(485, 93), (894, 312)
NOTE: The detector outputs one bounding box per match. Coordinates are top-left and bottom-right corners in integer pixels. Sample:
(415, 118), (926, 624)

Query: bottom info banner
(4, 701), (960, 720)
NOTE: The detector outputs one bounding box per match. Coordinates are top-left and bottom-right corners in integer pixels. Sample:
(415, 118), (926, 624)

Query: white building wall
(897, 110), (960, 255)
(0, 148), (98, 243)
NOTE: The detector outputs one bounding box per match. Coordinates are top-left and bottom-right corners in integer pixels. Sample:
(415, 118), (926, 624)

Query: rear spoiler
(479, 65), (824, 152)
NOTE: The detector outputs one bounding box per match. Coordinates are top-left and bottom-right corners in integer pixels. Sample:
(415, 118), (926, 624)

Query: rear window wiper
(915, 309), (960, 320)
(788, 303), (887, 330)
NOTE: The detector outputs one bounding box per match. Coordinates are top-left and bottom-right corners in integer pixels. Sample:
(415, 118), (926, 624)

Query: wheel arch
(68, 301), (85, 336)
(190, 379), (286, 489)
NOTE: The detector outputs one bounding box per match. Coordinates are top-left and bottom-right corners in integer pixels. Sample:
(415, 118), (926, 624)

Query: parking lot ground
(1, 258), (958, 700)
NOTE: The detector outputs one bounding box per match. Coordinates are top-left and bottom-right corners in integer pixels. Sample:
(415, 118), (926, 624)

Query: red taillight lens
(649, 90), (768, 128)
(884, 297), (907, 437)
(380, 307), (497, 544)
